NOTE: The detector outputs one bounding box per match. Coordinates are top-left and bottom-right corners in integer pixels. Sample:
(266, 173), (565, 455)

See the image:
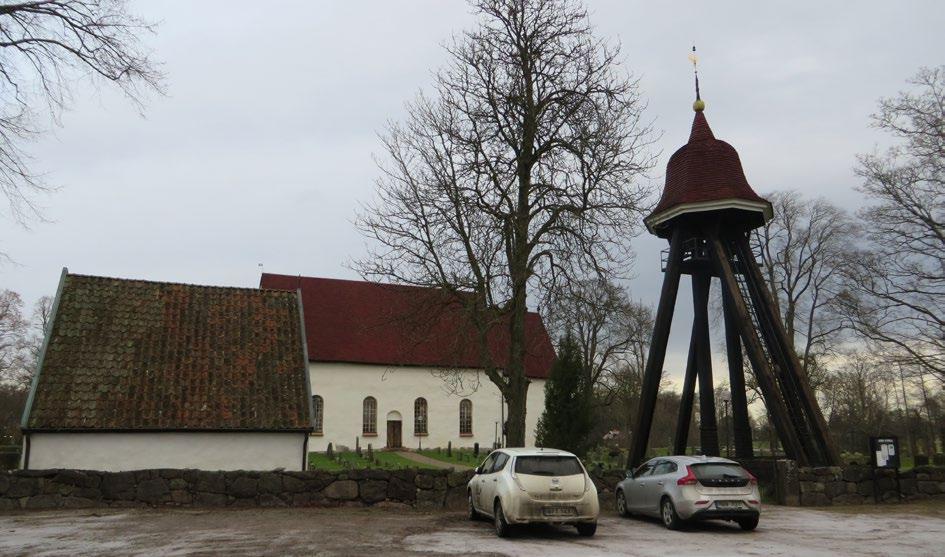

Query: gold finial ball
(693, 99), (705, 112)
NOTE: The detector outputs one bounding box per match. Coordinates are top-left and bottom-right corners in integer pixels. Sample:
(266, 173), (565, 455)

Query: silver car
(615, 455), (761, 531)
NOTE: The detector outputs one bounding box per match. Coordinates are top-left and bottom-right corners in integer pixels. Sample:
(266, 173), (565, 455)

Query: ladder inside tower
(722, 238), (822, 464)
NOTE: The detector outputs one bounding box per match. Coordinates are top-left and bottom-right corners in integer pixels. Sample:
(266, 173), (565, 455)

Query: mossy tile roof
(25, 274), (312, 431)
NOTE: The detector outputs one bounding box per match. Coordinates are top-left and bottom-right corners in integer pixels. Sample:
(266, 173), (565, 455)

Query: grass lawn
(418, 448), (485, 468)
(308, 451), (439, 471)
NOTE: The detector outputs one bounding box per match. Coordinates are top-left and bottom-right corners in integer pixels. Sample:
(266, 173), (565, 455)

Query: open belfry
(628, 51), (841, 468)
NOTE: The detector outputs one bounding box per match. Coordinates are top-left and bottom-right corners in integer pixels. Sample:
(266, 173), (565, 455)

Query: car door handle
(657, 481), (664, 486)
(638, 483), (645, 487)
(492, 479), (497, 482)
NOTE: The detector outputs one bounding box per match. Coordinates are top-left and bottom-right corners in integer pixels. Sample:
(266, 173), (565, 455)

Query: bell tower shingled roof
(644, 101), (773, 237)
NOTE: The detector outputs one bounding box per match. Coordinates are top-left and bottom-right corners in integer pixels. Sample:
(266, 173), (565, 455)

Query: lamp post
(720, 389), (732, 458)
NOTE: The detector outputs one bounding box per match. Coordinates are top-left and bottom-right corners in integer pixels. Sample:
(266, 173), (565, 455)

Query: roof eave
(20, 267), (68, 431)
(645, 198), (774, 236)
(22, 427), (316, 434)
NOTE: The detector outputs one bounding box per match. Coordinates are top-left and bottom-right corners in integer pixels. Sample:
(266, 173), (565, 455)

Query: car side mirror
(474, 466), (481, 474)
(626, 470), (634, 479)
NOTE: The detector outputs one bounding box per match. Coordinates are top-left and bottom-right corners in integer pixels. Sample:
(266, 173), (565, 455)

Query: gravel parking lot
(1, 503), (943, 556)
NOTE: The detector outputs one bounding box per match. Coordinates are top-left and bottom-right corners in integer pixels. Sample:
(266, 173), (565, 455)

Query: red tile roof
(24, 273), (312, 431)
(647, 110), (771, 232)
(259, 274), (556, 379)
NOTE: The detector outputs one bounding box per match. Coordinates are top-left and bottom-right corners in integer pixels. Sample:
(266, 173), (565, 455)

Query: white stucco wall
(25, 432), (307, 472)
(309, 362), (546, 452)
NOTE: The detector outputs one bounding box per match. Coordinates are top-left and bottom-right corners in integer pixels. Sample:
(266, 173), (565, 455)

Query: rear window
(514, 456), (583, 476)
(691, 463), (748, 479)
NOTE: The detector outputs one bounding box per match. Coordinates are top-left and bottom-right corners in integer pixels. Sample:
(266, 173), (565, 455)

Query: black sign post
(869, 436), (901, 502)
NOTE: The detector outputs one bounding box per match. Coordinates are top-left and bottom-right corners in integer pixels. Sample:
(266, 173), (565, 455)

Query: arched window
(459, 399), (472, 436)
(414, 397), (428, 435)
(312, 395), (324, 435)
(363, 396), (377, 435)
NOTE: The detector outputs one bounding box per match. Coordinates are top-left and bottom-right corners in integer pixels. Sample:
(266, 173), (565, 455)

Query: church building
(260, 274), (555, 452)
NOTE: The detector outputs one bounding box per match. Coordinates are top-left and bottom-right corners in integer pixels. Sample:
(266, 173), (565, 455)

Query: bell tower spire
(689, 45), (705, 112)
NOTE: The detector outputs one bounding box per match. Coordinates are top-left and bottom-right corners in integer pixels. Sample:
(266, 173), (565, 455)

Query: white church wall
(308, 362), (545, 452)
(25, 432), (307, 471)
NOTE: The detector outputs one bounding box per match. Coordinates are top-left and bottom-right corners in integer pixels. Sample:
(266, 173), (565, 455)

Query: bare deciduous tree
(839, 66), (945, 383)
(356, 0), (654, 445)
(0, 289), (29, 387)
(0, 0), (162, 225)
(25, 293), (51, 362)
(751, 190), (855, 390)
(546, 278), (652, 405)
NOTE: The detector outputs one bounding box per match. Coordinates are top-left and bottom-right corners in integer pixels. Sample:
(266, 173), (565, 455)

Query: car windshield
(514, 455), (583, 476)
(691, 463), (748, 480)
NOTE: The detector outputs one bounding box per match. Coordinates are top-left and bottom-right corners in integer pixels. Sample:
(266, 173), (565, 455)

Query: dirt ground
(1, 503), (943, 556)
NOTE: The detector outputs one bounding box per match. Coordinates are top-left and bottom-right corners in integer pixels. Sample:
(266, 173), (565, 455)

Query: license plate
(715, 500), (744, 509)
(543, 506), (577, 517)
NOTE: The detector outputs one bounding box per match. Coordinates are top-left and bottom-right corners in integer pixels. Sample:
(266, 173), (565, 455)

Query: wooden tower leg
(693, 272), (720, 456)
(708, 234), (808, 465)
(673, 328), (698, 455)
(722, 286), (754, 459)
(734, 237), (841, 465)
(627, 230), (684, 469)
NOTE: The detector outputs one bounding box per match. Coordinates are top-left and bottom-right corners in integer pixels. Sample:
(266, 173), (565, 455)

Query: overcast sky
(2, 1), (943, 384)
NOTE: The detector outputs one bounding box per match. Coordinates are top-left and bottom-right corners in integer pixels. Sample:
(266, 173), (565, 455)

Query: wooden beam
(627, 230), (684, 469)
(734, 237), (842, 465)
(673, 326), (698, 455)
(707, 233), (808, 465)
(693, 272), (720, 456)
(722, 285), (754, 459)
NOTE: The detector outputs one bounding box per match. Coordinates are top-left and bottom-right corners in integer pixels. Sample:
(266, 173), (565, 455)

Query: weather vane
(689, 45), (705, 111)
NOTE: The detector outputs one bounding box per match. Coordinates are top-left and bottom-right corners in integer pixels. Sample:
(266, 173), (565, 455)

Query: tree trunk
(899, 365), (918, 459)
(919, 375), (937, 455)
(505, 378), (529, 447)
(505, 246), (530, 447)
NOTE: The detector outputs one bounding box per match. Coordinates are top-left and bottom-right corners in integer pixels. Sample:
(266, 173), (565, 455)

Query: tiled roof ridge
(261, 272), (546, 317)
(68, 272), (296, 296)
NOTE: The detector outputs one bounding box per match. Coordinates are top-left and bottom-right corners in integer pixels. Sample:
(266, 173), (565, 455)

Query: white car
(467, 448), (600, 537)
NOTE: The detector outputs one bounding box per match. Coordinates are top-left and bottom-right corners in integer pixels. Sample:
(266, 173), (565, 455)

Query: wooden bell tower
(626, 72), (840, 468)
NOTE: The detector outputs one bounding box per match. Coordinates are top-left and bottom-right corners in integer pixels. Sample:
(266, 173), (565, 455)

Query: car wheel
(737, 515), (759, 531)
(660, 497), (683, 530)
(616, 490), (631, 517)
(576, 522), (597, 537)
(468, 492), (479, 521)
(493, 500), (510, 538)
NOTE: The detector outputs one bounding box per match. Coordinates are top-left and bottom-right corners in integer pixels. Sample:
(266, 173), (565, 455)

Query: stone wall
(10, 464), (940, 512)
(740, 459), (799, 506)
(0, 467), (632, 512)
(797, 465), (945, 506)
(0, 450), (18, 471)
(0, 468), (476, 512)
(588, 469), (624, 509)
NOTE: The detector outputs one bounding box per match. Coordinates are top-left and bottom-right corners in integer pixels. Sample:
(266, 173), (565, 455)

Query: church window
(414, 397), (428, 435)
(459, 399), (472, 436)
(312, 395), (324, 434)
(363, 396), (377, 435)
